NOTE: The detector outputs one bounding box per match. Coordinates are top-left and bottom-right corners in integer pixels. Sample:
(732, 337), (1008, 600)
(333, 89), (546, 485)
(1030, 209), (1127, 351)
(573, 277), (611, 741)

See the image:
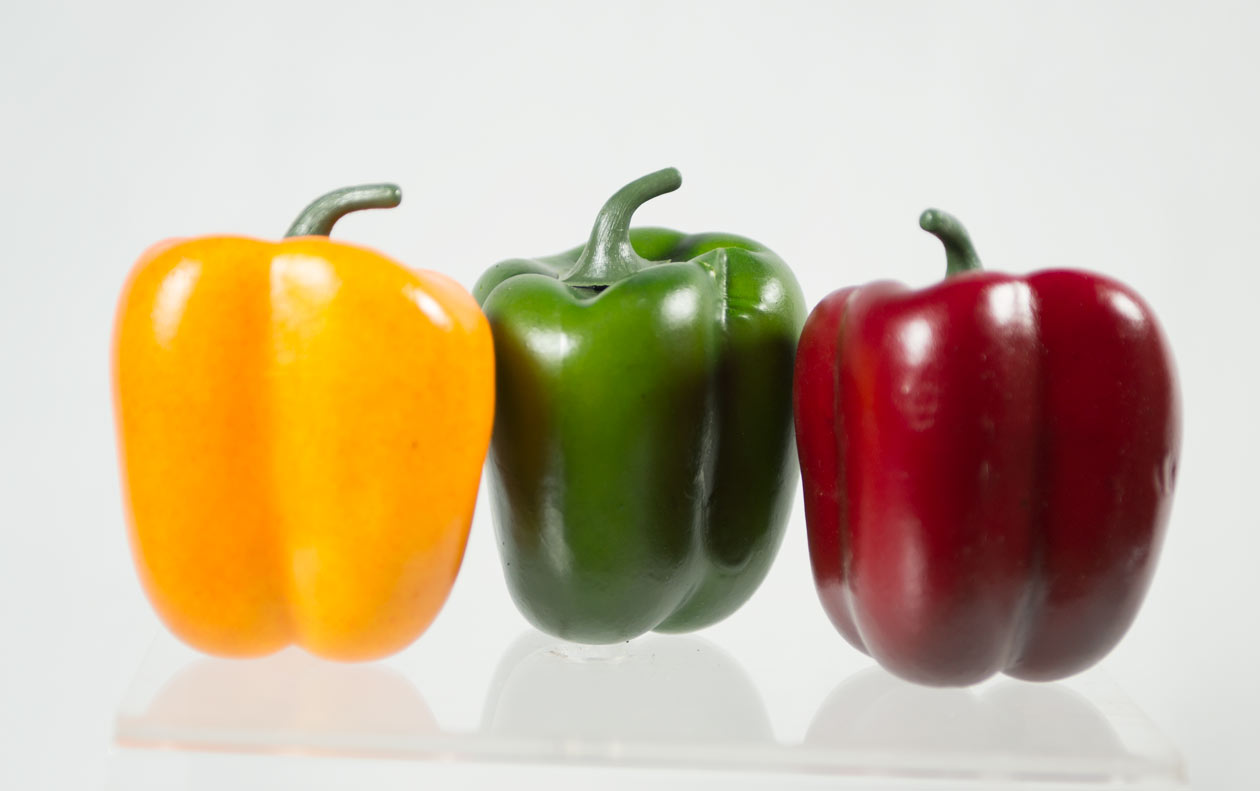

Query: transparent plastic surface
(115, 630), (1184, 787)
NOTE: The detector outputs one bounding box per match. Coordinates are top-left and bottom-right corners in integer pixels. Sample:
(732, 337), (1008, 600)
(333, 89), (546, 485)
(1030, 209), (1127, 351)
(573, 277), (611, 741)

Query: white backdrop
(2, 1), (1256, 788)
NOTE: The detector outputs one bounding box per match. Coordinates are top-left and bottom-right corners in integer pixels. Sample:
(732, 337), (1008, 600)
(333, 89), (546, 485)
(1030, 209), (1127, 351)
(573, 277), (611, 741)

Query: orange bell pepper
(112, 184), (494, 661)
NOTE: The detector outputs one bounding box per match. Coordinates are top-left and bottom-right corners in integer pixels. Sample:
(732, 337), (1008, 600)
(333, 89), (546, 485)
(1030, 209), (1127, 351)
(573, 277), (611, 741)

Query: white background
(2, 1), (1257, 788)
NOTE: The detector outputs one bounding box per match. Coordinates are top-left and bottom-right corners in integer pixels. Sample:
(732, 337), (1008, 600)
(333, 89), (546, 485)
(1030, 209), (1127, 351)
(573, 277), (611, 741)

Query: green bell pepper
(473, 168), (806, 643)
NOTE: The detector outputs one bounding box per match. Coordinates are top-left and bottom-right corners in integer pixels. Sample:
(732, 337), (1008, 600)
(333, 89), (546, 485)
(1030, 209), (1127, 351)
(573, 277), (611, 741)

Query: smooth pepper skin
(794, 210), (1180, 686)
(113, 185), (495, 661)
(473, 169), (805, 643)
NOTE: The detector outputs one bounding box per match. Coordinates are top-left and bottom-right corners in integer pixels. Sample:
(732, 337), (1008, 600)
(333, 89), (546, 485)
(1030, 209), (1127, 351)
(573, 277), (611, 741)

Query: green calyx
(284, 183), (402, 238)
(920, 208), (983, 277)
(560, 168), (683, 287)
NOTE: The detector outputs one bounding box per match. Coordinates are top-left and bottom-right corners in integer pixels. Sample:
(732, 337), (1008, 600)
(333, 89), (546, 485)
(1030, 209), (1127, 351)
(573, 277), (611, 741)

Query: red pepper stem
(920, 208), (983, 277)
(284, 184), (402, 238)
(561, 168), (682, 287)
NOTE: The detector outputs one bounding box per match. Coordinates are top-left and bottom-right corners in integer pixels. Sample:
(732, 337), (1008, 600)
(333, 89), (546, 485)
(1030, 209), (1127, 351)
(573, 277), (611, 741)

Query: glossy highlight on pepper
(113, 185), (495, 661)
(794, 209), (1180, 686)
(474, 168), (806, 643)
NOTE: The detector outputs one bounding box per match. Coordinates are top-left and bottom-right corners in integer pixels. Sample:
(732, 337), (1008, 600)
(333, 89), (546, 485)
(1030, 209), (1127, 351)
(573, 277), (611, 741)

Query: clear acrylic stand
(113, 629), (1184, 788)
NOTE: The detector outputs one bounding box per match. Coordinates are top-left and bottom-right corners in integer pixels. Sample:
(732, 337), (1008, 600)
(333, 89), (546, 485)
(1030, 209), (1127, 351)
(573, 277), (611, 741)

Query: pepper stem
(560, 168), (682, 287)
(919, 208), (983, 277)
(284, 183), (402, 238)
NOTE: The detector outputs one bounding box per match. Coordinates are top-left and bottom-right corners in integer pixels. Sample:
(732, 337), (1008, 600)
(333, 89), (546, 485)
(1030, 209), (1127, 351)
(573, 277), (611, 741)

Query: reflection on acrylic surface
(481, 631), (772, 746)
(112, 633), (1181, 783)
(116, 647), (437, 756)
(809, 667), (1120, 756)
(802, 667), (1164, 783)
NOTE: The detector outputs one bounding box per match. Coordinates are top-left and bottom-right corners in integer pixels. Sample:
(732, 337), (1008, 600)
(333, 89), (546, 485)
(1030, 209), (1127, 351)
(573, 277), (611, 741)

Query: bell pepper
(113, 184), (495, 661)
(794, 209), (1180, 685)
(472, 168), (806, 643)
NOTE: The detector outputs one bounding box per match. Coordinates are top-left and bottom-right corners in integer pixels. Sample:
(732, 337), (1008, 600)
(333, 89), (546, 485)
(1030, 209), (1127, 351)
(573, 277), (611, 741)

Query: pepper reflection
(117, 648), (436, 756)
(481, 631), (772, 748)
(805, 668), (1144, 781)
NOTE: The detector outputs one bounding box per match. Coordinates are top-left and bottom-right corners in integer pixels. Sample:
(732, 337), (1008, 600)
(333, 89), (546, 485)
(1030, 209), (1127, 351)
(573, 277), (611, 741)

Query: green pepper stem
(919, 208), (983, 277)
(284, 184), (402, 238)
(560, 168), (682, 287)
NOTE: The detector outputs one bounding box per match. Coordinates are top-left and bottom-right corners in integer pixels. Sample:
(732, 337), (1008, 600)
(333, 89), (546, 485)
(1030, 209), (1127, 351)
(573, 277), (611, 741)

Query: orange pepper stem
(284, 184), (402, 238)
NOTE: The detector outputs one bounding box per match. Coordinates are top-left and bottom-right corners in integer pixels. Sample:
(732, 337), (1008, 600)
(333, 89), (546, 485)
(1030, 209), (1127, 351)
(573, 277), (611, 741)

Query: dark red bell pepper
(794, 209), (1180, 686)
